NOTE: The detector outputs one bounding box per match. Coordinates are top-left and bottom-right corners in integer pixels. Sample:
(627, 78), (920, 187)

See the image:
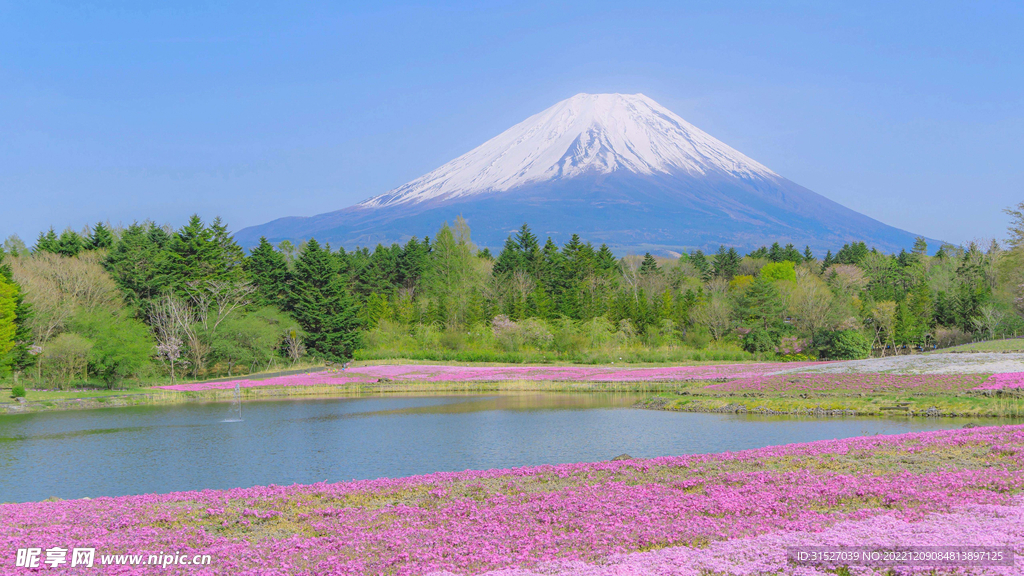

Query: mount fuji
(236, 93), (927, 254)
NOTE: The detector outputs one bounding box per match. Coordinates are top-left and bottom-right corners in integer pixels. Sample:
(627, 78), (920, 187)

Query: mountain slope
(237, 93), (929, 253)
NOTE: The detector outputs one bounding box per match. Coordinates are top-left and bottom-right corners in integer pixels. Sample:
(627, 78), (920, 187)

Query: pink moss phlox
(975, 372), (1024, 391)
(3, 425), (1024, 574)
(706, 372), (991, 394)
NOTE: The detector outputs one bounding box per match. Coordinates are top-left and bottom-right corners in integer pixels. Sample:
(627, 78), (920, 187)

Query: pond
(0, 393), (1010, 503)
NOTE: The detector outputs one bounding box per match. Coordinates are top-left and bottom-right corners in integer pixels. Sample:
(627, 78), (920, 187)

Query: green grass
(2, 387), (153, 402)
(647, 389), (1024, 418)
(939, 338), (1024, 353)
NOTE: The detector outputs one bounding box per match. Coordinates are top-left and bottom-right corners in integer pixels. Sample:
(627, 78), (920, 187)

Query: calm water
(0, 393), (1009, 503)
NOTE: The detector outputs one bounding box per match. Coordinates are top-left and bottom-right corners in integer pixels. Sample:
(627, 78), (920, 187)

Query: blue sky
(1, 1), (1021, 247)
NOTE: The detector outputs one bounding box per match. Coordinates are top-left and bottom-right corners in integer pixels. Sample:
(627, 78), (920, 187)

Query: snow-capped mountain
(236, 93), (929, 254)
(360, 94), (776, 208)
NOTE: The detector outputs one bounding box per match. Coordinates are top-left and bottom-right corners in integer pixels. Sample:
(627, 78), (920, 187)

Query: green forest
(2, 203), (1023, 390)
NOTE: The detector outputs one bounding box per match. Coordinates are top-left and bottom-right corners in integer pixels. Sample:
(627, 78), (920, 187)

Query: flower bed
(345, 362), (825, 383)
(153, 362), (828, 392)
(3, 425), (1023, 575)
(704, 372), (991, 395)
(975, 372), (1024, 391)
(155, 373), (376, 392)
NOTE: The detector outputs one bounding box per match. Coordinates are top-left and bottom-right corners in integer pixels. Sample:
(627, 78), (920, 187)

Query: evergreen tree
(747, 246), (769, 260)
(639, 252), (661, 276)
(88, 223), (115, 250)
(689, 250), (711, 281)
(55, 229), (84, 257)
(782, 243), (803, 263)
(491, 236), (521, 277)
(103, 222), (169, 311)
(398, 236), (430, 289)
(595, 244), (618, 274)
(244, 237), (290, 309)
(34, 228), (59, 253)
(538, 237), (565, 299)
(803, 246), (814, 262)
(912, 236), (928, 256)
(821, 250), (835, 271)
(162, 215), (246, 293)
(289, 239), (363, 360)
(737, 276), (786, 332)
(711, 246), (740, 279)
(514, 223), (540, 273)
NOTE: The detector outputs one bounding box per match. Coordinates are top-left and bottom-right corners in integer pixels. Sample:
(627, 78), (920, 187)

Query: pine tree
(103, 222), (168, 311)
(689, 250), (710, 281)
(398, 236), (430, 289)
(639, 252), (661, 276)
(737, 276), (786, 331)
(244, 237), (290, 309)
(596, 244), (618, 274)
(912, 236), (928, 256)
(88, 223), (115, 250)
(803, 246), (814, 262)
(55, 229), (84, 257)
(492, 236), (521, 277)
(289, 239), (363, 360)
(34, 228), (59, 253)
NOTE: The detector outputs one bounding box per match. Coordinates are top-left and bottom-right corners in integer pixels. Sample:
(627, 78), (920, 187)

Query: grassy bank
(941, 337), (1024, 353)
(0, 378), (689, 415)
(640, 390), (1024, 418)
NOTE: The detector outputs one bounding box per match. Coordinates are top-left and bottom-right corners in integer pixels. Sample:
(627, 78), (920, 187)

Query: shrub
(684, 327), (711, 349)
(40, 333), (94, 389)
(71, 308), (154, 387)
(742, 327), (778, 354)
(816, 329), (871, 360)
(580, 316), (616, 347)
(11, 384), (25, 398)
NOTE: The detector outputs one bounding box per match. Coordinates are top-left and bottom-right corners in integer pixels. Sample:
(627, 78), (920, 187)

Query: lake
(0, 393), (1009, 503)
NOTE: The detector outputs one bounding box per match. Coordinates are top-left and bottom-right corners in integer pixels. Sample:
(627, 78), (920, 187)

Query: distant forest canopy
(1, 204), (1023, 389)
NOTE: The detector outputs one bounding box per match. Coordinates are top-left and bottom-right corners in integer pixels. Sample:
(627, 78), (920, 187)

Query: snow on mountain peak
(360, 93), (778, 208)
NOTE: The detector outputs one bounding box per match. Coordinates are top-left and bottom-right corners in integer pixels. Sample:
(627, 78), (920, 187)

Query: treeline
(2, 205), (1023, 388)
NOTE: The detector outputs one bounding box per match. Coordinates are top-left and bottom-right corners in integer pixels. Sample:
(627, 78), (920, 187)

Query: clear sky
(2, 1), (1021, 247)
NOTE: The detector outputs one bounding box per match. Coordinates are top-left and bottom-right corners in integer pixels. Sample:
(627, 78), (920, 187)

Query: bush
(491, 315), (553, 351)
(742, 327), (778, 354)
(71, 308), (154, 387)
(40, 333), (94, 389)
(816, 329), (871, 360)
(11, 384), (25, 398)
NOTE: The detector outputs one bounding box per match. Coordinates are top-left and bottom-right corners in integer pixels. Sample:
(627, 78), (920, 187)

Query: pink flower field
(3, 425), (1024, 575)
(704, 372), (992, 394)
(975, 372), (1024, 391)
(153, 362), (828, 392)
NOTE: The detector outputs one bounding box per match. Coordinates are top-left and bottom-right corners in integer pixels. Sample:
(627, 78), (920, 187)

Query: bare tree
(184, 280), (254, 333)
(149, 295), (191, 382)
(972, 304), (1005, 340)
(284, 328), (306, 365)
(871, 301), (897, 356)
(825, 264), (868, 295)
(9, 251), (121, 343)
(692, 292), (732, 341)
